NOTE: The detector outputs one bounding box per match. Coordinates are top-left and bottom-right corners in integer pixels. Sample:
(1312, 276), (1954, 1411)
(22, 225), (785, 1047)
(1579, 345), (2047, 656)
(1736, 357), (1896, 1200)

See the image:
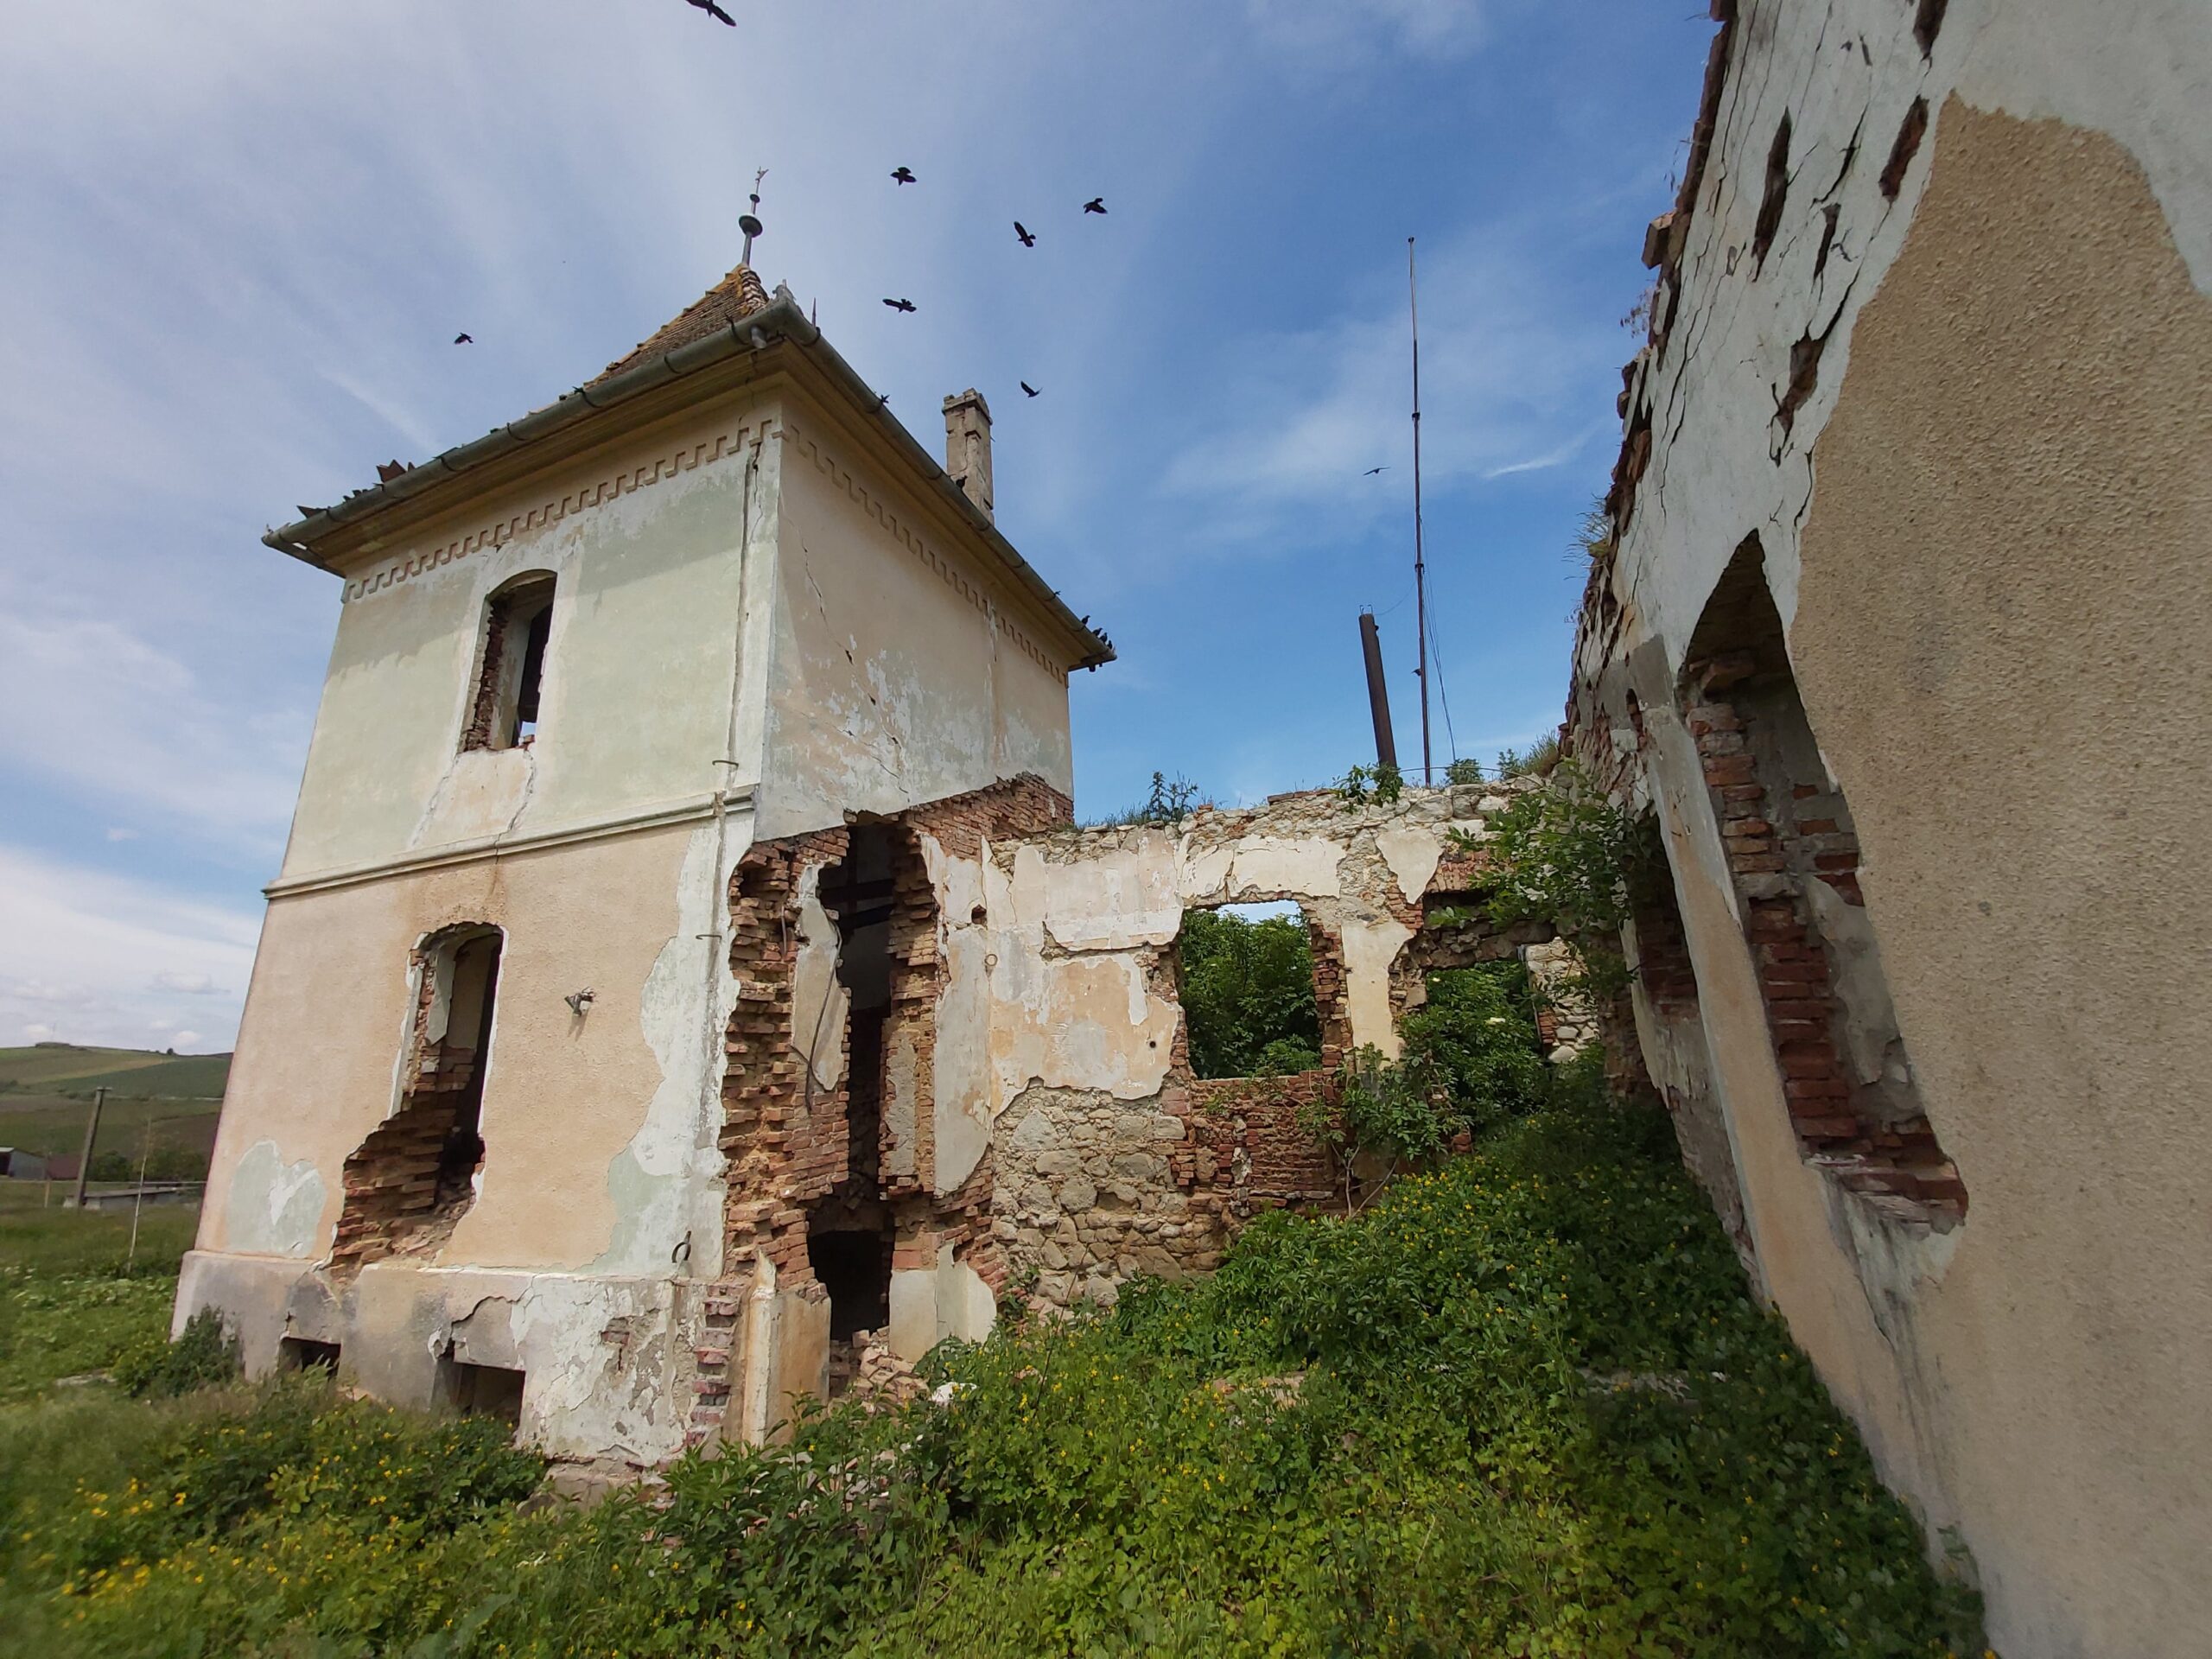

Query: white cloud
(105, 828), (140, 842)
(1161, 228), (1617, 543)
(21, 1023), (56, 1044)
(149, 971), (228, 997)
(0, 846), (258, 1052)
(0, 590), (305, 852)
(1245, 0), (1491, 61)
(173, 1031), (204, 1049)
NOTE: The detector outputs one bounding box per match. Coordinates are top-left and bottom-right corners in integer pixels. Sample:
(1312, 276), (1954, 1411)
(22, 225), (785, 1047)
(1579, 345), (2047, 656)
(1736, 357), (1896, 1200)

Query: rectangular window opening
(1177, 900), (1325, 1079)
(277, 1337), (341, 1375)
(463, 575), (556, 753)
(442, 1358), (525, 1426)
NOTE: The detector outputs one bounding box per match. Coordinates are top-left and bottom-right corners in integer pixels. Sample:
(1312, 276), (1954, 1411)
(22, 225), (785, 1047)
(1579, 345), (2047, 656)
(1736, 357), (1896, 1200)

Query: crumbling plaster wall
(977, 785), (1537, 1311)
(699, 780), (1553, 1440)
(191, 386), (791, 1466)
(1573, 2), (2212, 1651)
(754, 393), (1077, 843)
(186, 813), (750, 1466)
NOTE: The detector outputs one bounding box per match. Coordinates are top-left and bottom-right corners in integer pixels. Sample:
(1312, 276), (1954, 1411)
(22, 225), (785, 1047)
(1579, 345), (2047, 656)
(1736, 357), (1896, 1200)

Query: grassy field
(0, 1046), (231, 1098)
(0, 1046), (228, 1179)
(0, 1094), (222, 1166)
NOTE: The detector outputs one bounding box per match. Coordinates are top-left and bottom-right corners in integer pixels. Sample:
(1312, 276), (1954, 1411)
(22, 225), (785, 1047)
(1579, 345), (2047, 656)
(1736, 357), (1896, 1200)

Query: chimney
(942, 389), (994, 522)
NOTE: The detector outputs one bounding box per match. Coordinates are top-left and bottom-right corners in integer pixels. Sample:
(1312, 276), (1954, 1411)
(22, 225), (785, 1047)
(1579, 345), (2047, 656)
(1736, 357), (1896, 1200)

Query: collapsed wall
(1568, 1), (2212, 1652)
(694, 776), (1566, 1441)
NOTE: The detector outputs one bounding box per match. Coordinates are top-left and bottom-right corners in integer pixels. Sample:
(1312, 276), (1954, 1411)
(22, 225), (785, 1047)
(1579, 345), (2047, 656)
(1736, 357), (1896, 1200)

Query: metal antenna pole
(740, 168), (767, 264)
(1409, 238), (1431, 786)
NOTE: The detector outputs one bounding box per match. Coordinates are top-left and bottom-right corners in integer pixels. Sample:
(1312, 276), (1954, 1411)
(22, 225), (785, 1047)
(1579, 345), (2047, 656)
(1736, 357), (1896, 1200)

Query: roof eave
(263, 291), (1113, 670)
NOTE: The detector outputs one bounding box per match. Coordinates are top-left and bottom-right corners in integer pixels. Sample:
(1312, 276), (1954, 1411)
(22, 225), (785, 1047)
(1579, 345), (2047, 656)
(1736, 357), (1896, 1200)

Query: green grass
(0, 1046), (231, 1101)
(0, 1096), (1985, 1658)
(0, 1206), (201, 1402)
(0, 1094), (221, 1165)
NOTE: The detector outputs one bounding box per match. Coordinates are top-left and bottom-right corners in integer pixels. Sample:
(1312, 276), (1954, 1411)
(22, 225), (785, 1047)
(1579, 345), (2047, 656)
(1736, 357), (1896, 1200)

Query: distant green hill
(0, 1046), (231, 1100)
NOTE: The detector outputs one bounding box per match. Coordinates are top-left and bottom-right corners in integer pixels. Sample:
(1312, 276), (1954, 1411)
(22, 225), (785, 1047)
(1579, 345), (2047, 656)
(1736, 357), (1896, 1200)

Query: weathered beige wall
(756, 404), (1074, 841)
(1791, 99), (2212, 1656)
(1573, 1), (2212, 1651)
(200, 818), (732, 1276)
(281, 392), (778, 881)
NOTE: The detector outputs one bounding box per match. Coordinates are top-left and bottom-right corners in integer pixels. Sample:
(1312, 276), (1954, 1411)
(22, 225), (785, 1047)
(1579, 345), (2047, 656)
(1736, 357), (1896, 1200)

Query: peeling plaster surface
(932, 926), (994, 1191)
(1572, 3), (2212, 1650)
(1373, 826), (1444, 906)
(887, 1243), (995, 1361)
(223, 1141), (324, 1258)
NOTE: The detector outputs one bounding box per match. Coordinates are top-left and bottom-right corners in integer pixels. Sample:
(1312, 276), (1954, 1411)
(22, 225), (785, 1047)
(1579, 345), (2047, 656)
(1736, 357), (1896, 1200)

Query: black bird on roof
(454, 333), (472, 345)
(1020, 381), (1040, 398)
(1364, 466), (1388, 475)
(1014, 221), (1036, 247)
(891, 166), (917, 185)
(683, 0), (735, 24)
(883, 297), (917, 313)
(1083, 197), (1107, 214)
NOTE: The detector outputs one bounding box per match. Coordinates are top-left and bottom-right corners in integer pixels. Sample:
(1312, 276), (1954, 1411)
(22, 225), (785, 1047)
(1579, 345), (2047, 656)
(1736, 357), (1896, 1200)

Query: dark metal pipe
(1359, 612), (1397, 770)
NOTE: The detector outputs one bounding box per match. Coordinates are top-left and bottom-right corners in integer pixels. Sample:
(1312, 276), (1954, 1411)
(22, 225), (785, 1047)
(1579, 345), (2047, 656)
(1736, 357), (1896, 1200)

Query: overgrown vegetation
(0, 1090), (1983, 1657)
(1456, 760), (1655, 1004)
(1332, 761), (1404, 809)
(1491, 734), (1562, 779)
(1084, 772), (1205, 830)
(1178, 907), (1322, 1078)
(1304, 962), (1554, 1206)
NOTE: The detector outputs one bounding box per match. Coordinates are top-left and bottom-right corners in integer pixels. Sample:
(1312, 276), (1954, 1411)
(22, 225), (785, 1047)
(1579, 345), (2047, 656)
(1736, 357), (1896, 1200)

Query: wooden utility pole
(72, 1086), (107, 1210)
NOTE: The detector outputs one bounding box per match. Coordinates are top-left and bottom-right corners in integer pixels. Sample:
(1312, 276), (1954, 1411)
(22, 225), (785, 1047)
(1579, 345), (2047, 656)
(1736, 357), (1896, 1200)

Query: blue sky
(0, 1), (1713, 1052)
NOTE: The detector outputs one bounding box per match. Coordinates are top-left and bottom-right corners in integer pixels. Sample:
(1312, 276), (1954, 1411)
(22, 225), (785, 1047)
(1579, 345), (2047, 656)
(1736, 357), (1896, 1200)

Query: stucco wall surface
(200, 817), (739, 1277)
(280, 391), (779, 882)
(755, 404), (1075, 842)
(1570, 2), (2212, 1652)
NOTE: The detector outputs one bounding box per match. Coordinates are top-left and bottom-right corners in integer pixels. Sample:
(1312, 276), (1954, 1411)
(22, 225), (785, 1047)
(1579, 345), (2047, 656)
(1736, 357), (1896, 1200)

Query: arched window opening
(330, 925), (504, 1274)
(463, 574), (556, 752)
(1681, 537), (1965, 1230)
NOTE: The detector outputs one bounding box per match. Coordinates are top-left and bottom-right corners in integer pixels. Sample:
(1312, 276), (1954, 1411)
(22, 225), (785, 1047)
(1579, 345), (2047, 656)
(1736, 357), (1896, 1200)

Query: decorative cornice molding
(340, 422), (763, 604)
(779, 417), (1070, 688)
(265, 789), (755, 899)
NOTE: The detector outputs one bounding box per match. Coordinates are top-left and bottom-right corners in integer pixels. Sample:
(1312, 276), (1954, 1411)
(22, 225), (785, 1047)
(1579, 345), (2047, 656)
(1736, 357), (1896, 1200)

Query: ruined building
(181, 257), (1557, 1466)
(1573, 1), (2212, 1654)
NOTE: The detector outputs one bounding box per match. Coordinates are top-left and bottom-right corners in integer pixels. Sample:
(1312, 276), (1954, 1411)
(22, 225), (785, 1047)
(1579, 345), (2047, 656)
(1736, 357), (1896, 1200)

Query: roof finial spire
(740, 168), (766, 265)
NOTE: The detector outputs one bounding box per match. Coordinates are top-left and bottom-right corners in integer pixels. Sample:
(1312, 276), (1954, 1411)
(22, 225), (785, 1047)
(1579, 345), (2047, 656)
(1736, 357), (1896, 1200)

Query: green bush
(1178, 907), (1323, 1080)
(111, 1307), (239, 1399)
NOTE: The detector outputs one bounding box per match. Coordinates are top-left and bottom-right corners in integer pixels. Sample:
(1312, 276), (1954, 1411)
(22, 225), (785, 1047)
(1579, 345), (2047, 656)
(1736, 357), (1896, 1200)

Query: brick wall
(1686, 653), (1966, 1228)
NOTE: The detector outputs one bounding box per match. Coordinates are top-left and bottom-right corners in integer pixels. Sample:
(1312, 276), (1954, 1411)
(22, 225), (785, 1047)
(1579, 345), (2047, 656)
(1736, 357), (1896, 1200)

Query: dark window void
(1178, 902), (1325, 1079)
(442, 1358), (524, 1425)
(464, 574), (556, 752)
(809, 1230), (893, 1343)
(329, 925), (503, 1274)
(278, 1337), (341, 1375)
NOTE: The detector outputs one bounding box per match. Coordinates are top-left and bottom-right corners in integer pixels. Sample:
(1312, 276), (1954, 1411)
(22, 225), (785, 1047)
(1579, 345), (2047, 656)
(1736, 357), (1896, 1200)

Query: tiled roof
(590, 262), (772, 386)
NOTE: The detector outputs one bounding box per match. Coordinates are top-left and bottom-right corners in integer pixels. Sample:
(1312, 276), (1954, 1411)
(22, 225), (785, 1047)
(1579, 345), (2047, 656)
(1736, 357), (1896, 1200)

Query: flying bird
(891, 166), (917, 185)
(1020, 381), (1040, 398)
(453, 333), (472, 345)
(1364, 466), (1388, 475)
(1014, 221), (1036, 247)
(1083, 197), (1107, 214)
(883, 297), (917, 313)
(683, 0), (735, 24)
